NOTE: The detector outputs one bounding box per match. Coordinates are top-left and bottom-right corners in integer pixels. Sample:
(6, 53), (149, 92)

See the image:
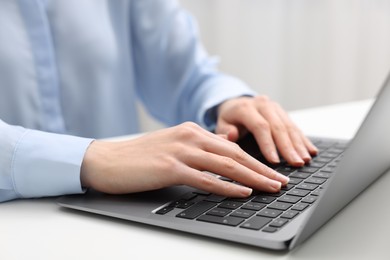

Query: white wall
(139, 0), (390, 131)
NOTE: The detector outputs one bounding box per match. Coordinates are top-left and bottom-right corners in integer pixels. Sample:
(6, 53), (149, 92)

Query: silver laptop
(57, 72), (390, 251)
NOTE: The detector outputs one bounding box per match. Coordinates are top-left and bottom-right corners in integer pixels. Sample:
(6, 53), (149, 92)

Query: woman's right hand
(80, 122), (289, 197)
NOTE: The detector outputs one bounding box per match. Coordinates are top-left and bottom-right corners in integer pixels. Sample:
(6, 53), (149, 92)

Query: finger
(190, 151), (286, 193)
(179, 121), (236, 143)
(216, 134), (228, 140)
(288, 130), (312, 163)
(301, 134), (319, 156)
(215, 119), (240, 142)
(230, 105), (281, 164)
(253, 101), (305, 166)
(181, 168), (253, 197)
(271, 129), (305, 167)
(274, 103), (318, 157)
(176, 122), (289, 185)
(192, 137), (289, 185)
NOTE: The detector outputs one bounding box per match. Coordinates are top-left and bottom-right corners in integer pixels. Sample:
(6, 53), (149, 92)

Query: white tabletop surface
(2, 99), (390, 260)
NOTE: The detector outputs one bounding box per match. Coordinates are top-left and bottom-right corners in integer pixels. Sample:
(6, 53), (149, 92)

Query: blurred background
(139, 0), (390, 131)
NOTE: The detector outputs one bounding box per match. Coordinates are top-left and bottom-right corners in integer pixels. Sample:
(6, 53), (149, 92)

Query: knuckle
(255, 95), (270, 103)
(286, 123), (298, 134)
(198, 173), (216, 188)
(232, 145), (247, 162)
(252, 119), (270, 132)
(236, 99), (253, 113)
(170, 141), (187, 155)
(157, 154), (179, 173)
(221, 156), (237, 171)
(272, 122), (287, 133)
(268, 168), (279, 179)
(218, 181), (234, 196)
(181, 121), (199, 129)
(176, 122), (200, 139)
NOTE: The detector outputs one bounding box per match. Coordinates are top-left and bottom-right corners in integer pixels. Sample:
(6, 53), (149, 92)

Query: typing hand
(215, 96), (318, 167)
(80, 122), (289, 197)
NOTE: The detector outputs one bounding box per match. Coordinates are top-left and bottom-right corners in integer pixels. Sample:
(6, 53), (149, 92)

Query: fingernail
(277, 174), (290, 185)
(302, 152), (312, 163)
(291, 151), (305, 165)
(240, 187), (253, 197)
(271, 151), (280, 163)
(269, 180), (282, 191)
(311, 146), (319, 155)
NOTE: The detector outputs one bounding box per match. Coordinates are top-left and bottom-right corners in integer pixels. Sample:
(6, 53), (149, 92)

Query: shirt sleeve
(131, 0), (257, 129)
(0, 120), (93, 203)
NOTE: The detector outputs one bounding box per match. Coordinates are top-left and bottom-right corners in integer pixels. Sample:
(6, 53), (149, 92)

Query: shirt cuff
(12, 129), (94, 199)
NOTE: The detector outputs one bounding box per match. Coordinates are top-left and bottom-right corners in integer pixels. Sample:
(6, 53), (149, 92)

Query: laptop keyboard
(154, 138), (348, 233)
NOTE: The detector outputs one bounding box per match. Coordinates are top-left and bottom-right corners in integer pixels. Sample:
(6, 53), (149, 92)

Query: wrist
(80, 140), (101, 189)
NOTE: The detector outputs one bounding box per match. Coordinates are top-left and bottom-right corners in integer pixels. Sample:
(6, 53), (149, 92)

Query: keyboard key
(206, 207), (232, 217)
(240, 216), (271, 230)
(168, 200), (185, 208)
(230, 196), (254, 203)
(267, 202), (293, 211)
(277, 195), (301, 204)
(262, 226), (278, 233)
(252, 195), (276, 204)
(327, 147), (344, 154)
(305, 177), (326, 185)
(313, 157), (333, 163)
(321, 167), (335, 173)
(257, 208), (282, 218)
(313, 172), (332, 179)
(204, 194), (227, 203)
(291, 202), (310, 211)
(301, 196), (317, 204)
(280, 210), (299, 219)
(270, 218), (289, 228)
(296, 183), (318, 191)
(299, 167), (319, 174)
(288, 178), (303, 185)
(176, 201), (195, 209)
(311, 189), (322, 196)
(176, 201), (217, 219)
(219, 200), (243, 210)
(179, 192), (198, 201)
(155, 206), (174, 215)
(320, 152), (339, 158)
(260, 190), (286, 197)
(328, 161), (339, 167)
(320, 182), (329, 189)
(281, 184), (295, 191)
(241, 202), (267, 211)
(287, 189), (310, 197)
(335, 143), (348, 149)
(193, 189), (211, 195)
(314, 141), (335, 149)
(289, 172), (311, 179)
(230, 209), (255, 219)
(308, 162), (326, 168)
(276, 166), (297, 175)
(197, 215), (244, 226)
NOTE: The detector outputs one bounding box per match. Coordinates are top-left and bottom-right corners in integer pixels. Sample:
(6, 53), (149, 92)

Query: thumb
(216, 120), (240, 142)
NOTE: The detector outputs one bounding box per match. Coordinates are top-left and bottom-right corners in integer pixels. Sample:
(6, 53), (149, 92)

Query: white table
(2, 99), (390, 260)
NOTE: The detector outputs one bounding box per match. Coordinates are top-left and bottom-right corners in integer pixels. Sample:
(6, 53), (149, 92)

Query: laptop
(57, 72), (390, 251)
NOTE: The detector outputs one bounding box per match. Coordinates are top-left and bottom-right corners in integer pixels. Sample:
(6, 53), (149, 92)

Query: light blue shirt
(0, 0), (255, 202)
